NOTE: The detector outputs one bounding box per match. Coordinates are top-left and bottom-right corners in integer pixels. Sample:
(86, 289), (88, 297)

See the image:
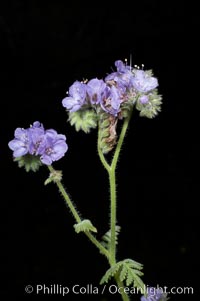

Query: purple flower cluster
(141, 287), (168, 301)
(62, 60), (159, 117)
(8, 121), (68, 165)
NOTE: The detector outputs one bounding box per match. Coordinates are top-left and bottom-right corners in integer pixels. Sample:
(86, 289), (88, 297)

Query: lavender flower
(8, 128), (30, 157)
(86, 78), (106, 104)
(8, 122), (68, 165)
(101, 85), (122, 116)
(115, 60), (132, 73)
(132, 70), (158, 93)
(105, 60), (134, 91)
(28, 121), (45, 155)
(61, 59), (162, 124)
(62, 81), (87, 112)
(40, 129), (68, 165)
(141, 287), (168, 301)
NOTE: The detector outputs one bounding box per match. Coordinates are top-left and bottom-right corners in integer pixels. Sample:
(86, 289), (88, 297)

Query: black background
(1, 1), (199, 300)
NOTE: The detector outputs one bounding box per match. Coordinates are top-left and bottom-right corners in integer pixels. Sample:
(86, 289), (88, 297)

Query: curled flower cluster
(62, 60), (161, 118)
(8, 121), (68, 166)
(62, 60), (162, 153)
(141, 287), (168, 301)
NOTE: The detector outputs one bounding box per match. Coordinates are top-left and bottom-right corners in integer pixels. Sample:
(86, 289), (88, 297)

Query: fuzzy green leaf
(123, 259), (143, 270)
(119, 259), (144, 290)
(120, 263), (128, 282)
(101, 226), (121, 250)
(126, 271), (144, 288)
(100, 261), (123, 284)
(74, 219), (97, 233)
(101, 258), (144, 291)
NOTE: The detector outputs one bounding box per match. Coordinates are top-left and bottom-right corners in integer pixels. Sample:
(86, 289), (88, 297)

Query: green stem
(47, 165), (109, 259)
(48, 165), (81, 223)
(115, 275), (131, 301)
(85, 231), (110, 259)
(109, 168), (116, 265)
(97, 113), (132, 301)
(109, 113), (132, 266)
(111, 113), (132, 171)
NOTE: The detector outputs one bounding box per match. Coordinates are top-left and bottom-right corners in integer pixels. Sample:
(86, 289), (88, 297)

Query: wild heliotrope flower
(8, 121), (68, 166)
(9, 59), (165, 301)
(62, 81), (87, 112)
(28, 121), (45, 155)
(132, 70), (158, 93)
(40, 129), (68, 165)
(100, 85), (122, 116)
(8, 128), (30, 157)
(141, 287), (168, 301)
(105, 60), (134, 91)
(62, 59), (162, 152)
(86, 78), (106, 104)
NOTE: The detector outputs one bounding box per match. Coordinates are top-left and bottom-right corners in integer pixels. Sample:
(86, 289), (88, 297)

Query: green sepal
(74, 219), (97, 233)
(120, 92), (136, 118)
(14, 154), (42, 172)
(44, 170), (63, 185)
(68, 109), (97, 133)
(136, 90), (162, 119)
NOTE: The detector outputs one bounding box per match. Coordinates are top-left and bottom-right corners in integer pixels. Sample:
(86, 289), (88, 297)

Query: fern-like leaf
(101, 225), (121, 249)
(119, 263), (128, 282)
(74, 219), (97, 233)
(123, 259), (143, 270)
(119, 259), (144, 290)
(100, 261), (123, 284)
(100, 258), (145, 291)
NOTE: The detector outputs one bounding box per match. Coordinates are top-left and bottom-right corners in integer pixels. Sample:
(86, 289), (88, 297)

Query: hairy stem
(97, 113), (132, 301)
(85, 231), (110, 259)
(109, 168), (117, 265)
(109, 113), (132, 266)
(111, 113), (132, 171)
(115, 274), (131, 301)
(47, 165), (109, 259)
(48, 165), (81, 223)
